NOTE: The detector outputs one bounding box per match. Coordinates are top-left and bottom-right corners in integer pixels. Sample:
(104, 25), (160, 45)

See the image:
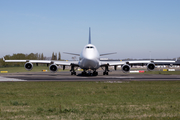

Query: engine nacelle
(122, 64), (131, 73)
(147, 63), (155, 71)
(24, 62), (33, 71)
(49, 64), (58, 72)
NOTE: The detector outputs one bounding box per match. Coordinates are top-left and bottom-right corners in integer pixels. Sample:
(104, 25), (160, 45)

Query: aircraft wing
(63, 52), (80, 56)
(3, 57), (79, 66)
(100, 60), (176, 66)
(100, 52), (117, 56)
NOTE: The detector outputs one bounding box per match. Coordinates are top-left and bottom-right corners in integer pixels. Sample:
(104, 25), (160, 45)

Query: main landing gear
(70, 66), (76, 75)
(93, 71), (98, 76)
(103, 66), (109, 75)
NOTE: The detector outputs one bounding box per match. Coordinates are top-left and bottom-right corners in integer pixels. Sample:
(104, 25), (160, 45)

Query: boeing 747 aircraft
(3, 28), (176, 76)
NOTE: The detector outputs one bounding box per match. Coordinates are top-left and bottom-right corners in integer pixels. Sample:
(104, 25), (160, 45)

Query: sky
(0, 0), (180, 60)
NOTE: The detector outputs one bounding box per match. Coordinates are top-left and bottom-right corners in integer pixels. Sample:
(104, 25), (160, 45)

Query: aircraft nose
(83, 51), (96, 60)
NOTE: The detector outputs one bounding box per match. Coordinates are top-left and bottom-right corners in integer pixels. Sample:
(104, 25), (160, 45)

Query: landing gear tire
(93, 72), (98, 76)
(103, 72), (108, 75)
(82, 72), (86, 76)
(71, 72), (76, 75)
(70, 65), (76, 75)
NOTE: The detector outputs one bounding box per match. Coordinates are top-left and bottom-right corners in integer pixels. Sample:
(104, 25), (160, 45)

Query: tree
(55, 53), (57, 60)
(1, 53), (46, 67)
(41, 53), (44, 60)
(27, 53), (38, 60)
(51, 52), (55, 60)
(38, 54), (41, 60)
(58, 52), (61, 60)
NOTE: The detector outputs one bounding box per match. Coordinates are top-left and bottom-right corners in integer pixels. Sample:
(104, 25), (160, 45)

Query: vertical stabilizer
(89, 27), (91, 44)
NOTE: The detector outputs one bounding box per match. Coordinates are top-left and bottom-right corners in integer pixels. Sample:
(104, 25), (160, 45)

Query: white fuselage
(79, 44), (100, 70)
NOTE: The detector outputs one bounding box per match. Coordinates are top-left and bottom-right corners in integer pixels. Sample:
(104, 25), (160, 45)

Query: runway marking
(0, 77), (26, 82)
(104, 77), (135, 79)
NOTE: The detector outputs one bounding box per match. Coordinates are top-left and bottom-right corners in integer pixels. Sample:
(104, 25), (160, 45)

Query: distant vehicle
(3, 28), (176, 76)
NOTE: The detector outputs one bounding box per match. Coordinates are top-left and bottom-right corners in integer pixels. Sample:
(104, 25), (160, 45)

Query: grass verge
(0, 81), (180, 119)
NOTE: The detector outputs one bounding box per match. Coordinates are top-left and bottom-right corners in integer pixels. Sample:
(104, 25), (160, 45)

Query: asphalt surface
(1, 70), (180, 82)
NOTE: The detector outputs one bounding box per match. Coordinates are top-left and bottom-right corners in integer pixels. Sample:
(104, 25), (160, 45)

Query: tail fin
(88, 27), (91, 44)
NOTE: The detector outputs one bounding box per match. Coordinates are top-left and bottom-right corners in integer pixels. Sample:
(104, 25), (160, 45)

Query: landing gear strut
(70, 66), (76, 75)
(103, 66), (109, 75)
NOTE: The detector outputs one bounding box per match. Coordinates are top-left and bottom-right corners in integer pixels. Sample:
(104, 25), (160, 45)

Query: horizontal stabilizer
(100, 52), (117, 56)
(63, 52), (80, 56)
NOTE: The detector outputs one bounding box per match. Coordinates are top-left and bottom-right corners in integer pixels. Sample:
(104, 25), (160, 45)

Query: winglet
(3, 57), (5, 61)
(88, 27), (91, 44)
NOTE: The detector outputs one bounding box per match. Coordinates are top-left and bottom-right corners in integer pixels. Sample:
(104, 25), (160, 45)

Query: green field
(0, 81), (180, 119)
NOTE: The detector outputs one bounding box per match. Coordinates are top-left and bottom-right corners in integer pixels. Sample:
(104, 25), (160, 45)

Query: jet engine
(147, 63), (155, 71)
(24, 62), (33, 70)
(122, 64), (131, 73)
(49, 64), (58, 72)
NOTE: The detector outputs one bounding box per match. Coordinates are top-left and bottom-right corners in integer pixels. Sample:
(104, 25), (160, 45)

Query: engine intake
(147, 63), (155, 71)
(49, 64), (58, 72)
(122, 64), (131, 73)
(24, 62), (33, 70)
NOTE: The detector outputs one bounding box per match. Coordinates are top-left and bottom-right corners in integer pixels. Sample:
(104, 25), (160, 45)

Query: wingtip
(3, 57), (5, 61)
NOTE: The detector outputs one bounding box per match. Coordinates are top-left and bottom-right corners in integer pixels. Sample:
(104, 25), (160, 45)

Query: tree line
(0, 52), (61, 67)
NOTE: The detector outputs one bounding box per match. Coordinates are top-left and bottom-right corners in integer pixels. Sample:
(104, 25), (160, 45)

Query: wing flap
(54, 61), (79, 66)
(101, 61), (125, 66)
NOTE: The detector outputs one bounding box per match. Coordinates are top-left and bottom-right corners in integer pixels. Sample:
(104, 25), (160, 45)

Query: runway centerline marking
(103, 77), (135, 79)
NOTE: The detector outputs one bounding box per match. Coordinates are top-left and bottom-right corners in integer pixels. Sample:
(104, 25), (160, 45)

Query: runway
(1, 71), (180, 82)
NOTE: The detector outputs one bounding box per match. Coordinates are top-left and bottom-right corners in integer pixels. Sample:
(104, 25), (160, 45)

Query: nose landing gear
(81, 70), (98, 76)
(93, 71), (98, 76)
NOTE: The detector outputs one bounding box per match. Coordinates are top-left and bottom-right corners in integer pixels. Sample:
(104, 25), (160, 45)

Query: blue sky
(0, 0), (180, 59)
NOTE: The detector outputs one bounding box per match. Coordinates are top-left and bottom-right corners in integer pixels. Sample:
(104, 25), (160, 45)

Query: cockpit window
(86, 46), (94, 49)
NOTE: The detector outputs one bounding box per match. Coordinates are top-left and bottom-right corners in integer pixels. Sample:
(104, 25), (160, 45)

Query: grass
(0, 81), (180, 119)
